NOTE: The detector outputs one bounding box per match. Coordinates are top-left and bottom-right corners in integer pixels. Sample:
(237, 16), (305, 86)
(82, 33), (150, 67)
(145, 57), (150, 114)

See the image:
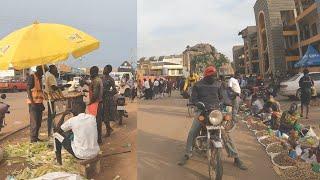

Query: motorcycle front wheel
(208, 147), (223, 180)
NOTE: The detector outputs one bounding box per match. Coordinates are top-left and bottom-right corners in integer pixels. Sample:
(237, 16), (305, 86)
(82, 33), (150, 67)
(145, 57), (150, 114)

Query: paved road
(0, 92), (68, 138)
(0, 92), (29, 137)
(138, 92), (280, 180)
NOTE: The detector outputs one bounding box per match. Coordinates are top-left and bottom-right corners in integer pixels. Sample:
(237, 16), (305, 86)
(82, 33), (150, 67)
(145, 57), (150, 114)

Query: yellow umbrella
(0, 21), (99, 70)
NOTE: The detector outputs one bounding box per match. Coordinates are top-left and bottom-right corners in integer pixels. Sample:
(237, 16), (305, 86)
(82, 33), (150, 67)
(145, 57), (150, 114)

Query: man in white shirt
(153, 79), (160, 99)
(143, 79), (151, 99)
(54, 102), (100, 165)
(228, 72), (242, 121)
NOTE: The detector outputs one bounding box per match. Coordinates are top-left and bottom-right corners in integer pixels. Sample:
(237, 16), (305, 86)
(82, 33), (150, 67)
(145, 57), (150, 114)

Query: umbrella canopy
(0, 22), (99, 70)
(294, 45), (320, 68)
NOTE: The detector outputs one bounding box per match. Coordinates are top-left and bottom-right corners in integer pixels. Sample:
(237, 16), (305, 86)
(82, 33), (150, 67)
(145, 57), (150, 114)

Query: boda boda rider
(178, 66), (247, 170)
(54, 102), (100, 165)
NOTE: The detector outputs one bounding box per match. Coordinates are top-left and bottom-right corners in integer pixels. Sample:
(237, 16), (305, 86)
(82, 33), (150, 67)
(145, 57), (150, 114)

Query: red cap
(204, 66), (216, 77)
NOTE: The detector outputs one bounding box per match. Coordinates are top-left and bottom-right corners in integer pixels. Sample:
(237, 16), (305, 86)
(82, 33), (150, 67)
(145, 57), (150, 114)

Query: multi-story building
(239, 26), (260, 74)
(232, 45), (245, 74)
(137, 55), (184, 77)
(254, 0), (298, 77)
(293, 0), (320, 71)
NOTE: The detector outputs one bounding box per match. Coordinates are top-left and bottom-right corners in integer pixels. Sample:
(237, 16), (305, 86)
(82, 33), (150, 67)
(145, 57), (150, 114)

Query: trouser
(54, 131), (78, 164)
(47, 101), (56, 137)
(232, 96), (241, 121)
(103, 98), (115, 130)
(96, 102), (104, 143)
(29, 104), (44, 142)
(185, 119), (239, 158)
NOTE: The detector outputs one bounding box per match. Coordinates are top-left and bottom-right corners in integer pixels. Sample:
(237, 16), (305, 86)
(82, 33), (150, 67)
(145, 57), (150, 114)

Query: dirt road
(138, 92), (280, 180)
(0, 92), (29, 137)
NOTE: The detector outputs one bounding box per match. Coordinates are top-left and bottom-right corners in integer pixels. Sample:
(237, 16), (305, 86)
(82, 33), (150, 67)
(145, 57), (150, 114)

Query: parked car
(279, 72), (320, 99)
(0, 79), (27, 92)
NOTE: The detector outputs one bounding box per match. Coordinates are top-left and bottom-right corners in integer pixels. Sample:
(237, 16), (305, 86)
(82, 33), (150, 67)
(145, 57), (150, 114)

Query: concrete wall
(254, 0), (296, 76)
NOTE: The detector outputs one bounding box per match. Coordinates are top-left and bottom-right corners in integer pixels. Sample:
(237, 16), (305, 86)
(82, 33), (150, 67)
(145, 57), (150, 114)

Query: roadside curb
(0, 112), (63, 143)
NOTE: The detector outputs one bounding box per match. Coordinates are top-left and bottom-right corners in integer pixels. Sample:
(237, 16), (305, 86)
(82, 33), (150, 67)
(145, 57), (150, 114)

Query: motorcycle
(193, 102), (235, 180)
(116, 94), (128, 125)
(0, 94), (10, 132)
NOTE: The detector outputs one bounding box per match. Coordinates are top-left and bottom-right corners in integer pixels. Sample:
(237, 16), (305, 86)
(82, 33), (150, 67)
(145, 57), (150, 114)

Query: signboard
(118, 61), (133, 72)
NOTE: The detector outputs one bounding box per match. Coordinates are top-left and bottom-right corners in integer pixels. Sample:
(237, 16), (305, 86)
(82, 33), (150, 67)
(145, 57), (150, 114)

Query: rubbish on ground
(33, 172), (83, 180)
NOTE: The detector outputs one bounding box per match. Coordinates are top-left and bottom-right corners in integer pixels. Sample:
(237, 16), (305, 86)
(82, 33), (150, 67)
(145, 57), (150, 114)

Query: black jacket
(191, 79), (221, 109)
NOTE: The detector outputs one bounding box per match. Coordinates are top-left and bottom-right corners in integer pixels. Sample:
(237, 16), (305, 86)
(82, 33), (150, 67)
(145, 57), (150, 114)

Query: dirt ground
(0, 101), (137, 180)
(138, 91), (281, 180)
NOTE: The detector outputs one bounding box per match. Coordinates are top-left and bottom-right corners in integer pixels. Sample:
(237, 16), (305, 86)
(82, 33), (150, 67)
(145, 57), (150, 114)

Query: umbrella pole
(41, 65), (53, 115)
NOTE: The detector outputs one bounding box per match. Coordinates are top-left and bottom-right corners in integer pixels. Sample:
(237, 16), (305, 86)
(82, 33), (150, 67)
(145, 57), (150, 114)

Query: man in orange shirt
(27, 66), (46, 143)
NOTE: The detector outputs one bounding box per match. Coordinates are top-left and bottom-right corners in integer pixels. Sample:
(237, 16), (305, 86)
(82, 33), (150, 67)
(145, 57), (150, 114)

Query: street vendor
(279, 103), (300, 135)
(53, 102), (100, 165)
(45, 65), (59, 137)
(260, 94), (281, 113)
(27, 66), (47, 143)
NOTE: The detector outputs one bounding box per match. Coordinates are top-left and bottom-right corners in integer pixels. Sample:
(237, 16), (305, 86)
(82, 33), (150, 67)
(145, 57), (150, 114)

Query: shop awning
(294, 45), (320, 68)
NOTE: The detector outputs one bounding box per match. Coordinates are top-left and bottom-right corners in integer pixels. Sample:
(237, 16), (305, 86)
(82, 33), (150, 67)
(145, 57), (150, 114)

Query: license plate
(117, 106), (125, 110)
(212, 140), (223, 148)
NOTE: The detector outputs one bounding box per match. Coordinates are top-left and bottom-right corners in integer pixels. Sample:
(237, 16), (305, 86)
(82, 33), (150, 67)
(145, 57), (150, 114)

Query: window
(311, 23), (318, 36)
(310, 73), (320, 81)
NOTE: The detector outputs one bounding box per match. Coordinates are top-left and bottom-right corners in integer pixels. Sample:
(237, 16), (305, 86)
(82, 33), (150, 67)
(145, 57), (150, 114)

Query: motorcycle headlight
(209, 110), (223, 126)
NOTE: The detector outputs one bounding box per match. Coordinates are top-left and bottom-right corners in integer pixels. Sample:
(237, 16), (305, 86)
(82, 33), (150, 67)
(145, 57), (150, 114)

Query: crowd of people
(26, 64), (133, 164)
(140, 77), (174, 100)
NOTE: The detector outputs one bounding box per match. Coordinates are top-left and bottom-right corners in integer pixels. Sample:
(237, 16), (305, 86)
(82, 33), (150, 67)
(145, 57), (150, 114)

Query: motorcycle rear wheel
(208, 147), (223, 180)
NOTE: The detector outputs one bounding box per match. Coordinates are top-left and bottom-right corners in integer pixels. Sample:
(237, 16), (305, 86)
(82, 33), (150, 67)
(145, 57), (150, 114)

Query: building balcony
(296, 2), (319, 22)
(285, 56), (300, 62)
(289, 33), (320, 50)
(283, 30), (298, 36)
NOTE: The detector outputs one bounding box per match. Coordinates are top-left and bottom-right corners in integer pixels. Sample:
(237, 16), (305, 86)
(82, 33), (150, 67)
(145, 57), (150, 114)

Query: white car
(279, 72), (320, 99)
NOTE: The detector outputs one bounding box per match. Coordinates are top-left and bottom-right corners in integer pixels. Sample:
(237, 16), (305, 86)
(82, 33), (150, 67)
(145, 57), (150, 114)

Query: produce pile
(255, 130), (269, 138)
(43, 90), (83, 101)
(242, 114), (320, 179)
(3, 142), (79, 179)
(259, 136), (280, 147)
(266, 143), (288, 154)
(273, 152), (297, 167)
(281, 162), (320, 180)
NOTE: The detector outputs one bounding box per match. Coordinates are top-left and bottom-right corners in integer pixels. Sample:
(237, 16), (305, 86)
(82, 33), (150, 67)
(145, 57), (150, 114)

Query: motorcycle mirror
(1, 94), (6, 99)
(196, 102), (205, 110)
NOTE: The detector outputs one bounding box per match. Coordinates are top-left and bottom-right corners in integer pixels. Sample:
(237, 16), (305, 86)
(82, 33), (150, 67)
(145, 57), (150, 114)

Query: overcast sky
(138, 0), (256, 61)
(0, 0), (137, 68)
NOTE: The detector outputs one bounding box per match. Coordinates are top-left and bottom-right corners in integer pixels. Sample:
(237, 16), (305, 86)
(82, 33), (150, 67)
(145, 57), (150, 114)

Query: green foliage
(190, 50), (229, 74)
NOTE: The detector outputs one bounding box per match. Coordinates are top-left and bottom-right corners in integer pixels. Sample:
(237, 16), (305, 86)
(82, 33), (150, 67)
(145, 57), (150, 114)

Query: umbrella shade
(294, 45), (320, 68)
(0, 22), (99, 70)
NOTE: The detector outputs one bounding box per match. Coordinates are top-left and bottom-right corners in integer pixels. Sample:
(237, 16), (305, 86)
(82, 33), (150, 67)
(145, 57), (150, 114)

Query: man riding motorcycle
(183, 72), (199, 93)
(178, 66), (247, 170)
